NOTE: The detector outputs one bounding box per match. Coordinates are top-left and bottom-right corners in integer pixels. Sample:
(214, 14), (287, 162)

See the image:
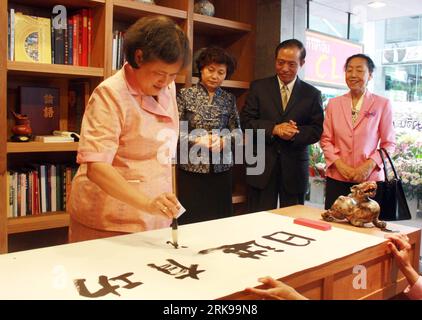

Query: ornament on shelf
(194, 0), (215, 17)
(10, 111), (32, 142)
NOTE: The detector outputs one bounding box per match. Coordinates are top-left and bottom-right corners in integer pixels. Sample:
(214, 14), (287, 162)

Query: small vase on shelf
(10, 111), (32, 142)
(194, 0), (215, 17)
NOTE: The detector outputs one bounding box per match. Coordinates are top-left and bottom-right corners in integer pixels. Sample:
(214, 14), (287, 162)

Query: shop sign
(305, 30), (363, 87)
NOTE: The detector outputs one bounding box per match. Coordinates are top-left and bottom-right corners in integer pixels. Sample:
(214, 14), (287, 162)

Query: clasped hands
(194, 133), (225, 152)
(335, 158), (376, 182)
(272, 120), (299, 140)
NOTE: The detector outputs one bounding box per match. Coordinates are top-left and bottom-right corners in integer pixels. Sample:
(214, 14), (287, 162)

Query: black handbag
(377, 148), (412, 221)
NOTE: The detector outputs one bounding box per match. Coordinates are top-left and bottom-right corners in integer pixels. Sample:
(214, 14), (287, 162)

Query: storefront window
(309, 1), (348, 39)
(385, 16), (421, 43)
(384, 64), (422, 102)
(380, 18), (422, 222)
(349, 23), (363, 43)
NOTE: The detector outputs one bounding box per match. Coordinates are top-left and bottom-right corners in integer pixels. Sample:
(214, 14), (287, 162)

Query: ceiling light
(368, 1), (386, 8)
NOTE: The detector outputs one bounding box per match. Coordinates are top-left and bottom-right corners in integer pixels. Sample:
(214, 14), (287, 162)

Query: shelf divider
(8, 61), (104, 78)
(8, 212), (70, 234)
(7, 142), (79, 153)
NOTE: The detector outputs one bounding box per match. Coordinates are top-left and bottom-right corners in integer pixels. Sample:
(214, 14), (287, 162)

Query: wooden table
(226, 205), (421, 300)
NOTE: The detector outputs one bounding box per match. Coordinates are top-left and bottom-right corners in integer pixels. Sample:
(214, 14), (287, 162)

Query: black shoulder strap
(378, 148), (399, 181)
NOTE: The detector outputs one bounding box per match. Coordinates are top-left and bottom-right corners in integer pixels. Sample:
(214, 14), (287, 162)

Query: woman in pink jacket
(320, 54), (396, 210)
(68, 16), (190, 242)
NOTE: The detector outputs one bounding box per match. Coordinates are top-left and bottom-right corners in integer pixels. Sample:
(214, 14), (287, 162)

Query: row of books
(8, 8), (93, 66)
(112, 30), (125, 71)
(6, 165), (78, 218)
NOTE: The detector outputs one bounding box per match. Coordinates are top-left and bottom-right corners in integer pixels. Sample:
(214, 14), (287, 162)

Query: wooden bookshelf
(0, 0), (257, 253)
(7, 142), (79, 153)
(1, 0), (106, 253)
(7, 212), (70, 234)
(9, 0), (105, 7)
(193, 14), (252, 35)
(113, 0), (187, 20)
(8, 61), (104, 78)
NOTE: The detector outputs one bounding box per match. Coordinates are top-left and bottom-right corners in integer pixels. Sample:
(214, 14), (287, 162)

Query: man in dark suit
(241, 39), (324, 212)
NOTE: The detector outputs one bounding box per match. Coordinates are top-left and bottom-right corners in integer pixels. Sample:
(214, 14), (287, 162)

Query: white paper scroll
(0, 212), (385, 299)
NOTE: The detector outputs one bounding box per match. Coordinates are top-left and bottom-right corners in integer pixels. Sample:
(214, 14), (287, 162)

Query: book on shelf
(8, 8), (15, 61)
(67, 17), (73, 65)
(50, 13), (55, 64)
(16, 172), (21, 216)
(14, 12), (52, 64)
(6, 172), (12, 218)
(112, 30), (125, 70)
(68, 81), (89, 133)
(18, 86), (60, 136)
(12, 172), (18, 217)
(81, 9), (89, 67)
(63, 18), (69, 65)
(52, 16), (65, 65)
(72, 13), (80, 66)
(87, 9), (92, 66)
(39, 165), (47, 213)
(32, 170), (40, 215)
(34, 135), (74, 143)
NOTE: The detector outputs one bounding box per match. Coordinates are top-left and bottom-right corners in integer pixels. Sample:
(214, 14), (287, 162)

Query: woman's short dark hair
(124, 16), (190, 69)
(196, 46), (237, 79)
(344, 54), (376, 73)
(275, 39), (306, 61)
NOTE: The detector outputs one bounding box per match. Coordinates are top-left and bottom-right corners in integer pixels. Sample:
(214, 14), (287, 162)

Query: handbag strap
(378, 148), (399, 181)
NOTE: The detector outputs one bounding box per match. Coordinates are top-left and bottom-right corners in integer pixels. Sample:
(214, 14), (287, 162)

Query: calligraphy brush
(171, 218), (178, 248)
